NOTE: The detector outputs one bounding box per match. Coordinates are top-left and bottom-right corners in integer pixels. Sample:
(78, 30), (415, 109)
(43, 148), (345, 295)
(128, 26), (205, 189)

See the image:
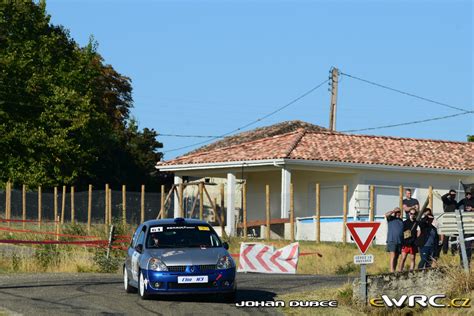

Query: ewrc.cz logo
(370, 295), (471, 308)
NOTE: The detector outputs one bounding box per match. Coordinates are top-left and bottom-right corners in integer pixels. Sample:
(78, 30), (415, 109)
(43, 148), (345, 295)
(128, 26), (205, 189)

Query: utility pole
(329, 67), (339, 131)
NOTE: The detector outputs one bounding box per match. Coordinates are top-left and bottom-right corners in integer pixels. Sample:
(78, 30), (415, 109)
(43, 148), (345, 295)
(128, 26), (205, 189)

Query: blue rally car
(123, 218), (236, 301)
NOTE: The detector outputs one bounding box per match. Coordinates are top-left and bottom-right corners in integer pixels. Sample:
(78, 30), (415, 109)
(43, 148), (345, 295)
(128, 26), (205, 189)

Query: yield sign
(346, 222), (381, 254)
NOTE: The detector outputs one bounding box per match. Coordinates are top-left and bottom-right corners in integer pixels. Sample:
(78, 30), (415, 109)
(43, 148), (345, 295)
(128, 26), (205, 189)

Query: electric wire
(162, 78), (329, 154)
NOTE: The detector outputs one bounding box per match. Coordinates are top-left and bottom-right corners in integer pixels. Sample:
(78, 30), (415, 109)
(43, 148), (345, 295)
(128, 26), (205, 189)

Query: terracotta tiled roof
(189, 120), (330, 154)
(159, 123), (474, 171)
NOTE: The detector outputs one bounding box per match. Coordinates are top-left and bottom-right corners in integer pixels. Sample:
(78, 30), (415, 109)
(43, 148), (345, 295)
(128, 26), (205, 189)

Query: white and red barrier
(237, 242), (299, 274)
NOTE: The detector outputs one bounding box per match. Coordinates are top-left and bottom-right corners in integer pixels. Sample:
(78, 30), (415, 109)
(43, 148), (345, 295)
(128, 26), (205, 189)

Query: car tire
(222, 291), (236, 303)
(123, 266), (136, 293)
(138, 270), (150, 300)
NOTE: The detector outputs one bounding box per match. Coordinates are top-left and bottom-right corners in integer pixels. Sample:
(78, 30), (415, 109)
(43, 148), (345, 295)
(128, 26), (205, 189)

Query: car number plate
(177, 276), (208, 284)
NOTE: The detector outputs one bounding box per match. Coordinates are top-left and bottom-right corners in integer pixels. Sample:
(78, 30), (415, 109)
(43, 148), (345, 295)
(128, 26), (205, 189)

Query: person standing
(402, 189), (419, 219)
(398, 208), (418, 271)
(416, 214), (439, 269)
(442, 189), (458, 255)
(459, 203), (473, 269)
(457, 191), (474, 211)
(385, 207), (404, 273)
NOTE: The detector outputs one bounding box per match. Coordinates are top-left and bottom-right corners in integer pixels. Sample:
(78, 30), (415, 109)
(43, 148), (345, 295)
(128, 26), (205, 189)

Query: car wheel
(138, 270), (150, 300)
(123, 266), (136, 293)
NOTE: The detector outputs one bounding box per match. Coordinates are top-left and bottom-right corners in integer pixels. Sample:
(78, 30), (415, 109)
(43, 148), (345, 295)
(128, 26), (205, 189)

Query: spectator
(457, 191), (474, 211)
(441, 189), (458, 255)
(403, 189), (419, 219)
(459, 203), (473, 268)
(398, 208), (418, 271)
(385, 207), (404, 273)
(416, 214), (439, 269)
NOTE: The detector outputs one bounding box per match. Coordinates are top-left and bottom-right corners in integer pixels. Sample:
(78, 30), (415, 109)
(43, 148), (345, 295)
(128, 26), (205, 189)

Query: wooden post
(203, 185), (228, 239)
(22, 184), (26, 229)
(141, 184), (145, 223)
(216, 197), (225, 237)
(266, 184), (270, 241)
(199, 183), (204, 220)
(342, 185), (348, 243)
(178, 183), (183, 218)
(53, 186), (58, 226)
(220, 184), (225, 226)
(369, 185), (375, 221)
(315, 183), (320, 243)
(108, 187), (113, 224)
(88, 185), (92, 232)
(70, 186), (75, 224)
(290, 183), (295, 242)
(61, 186), (66, 225)
(329, 67), (339, 131)
(243, 182), (247, 240)
(56, 216), (60, 241)
(105, 184), (109, 225)
(38, 186), (42, 229)
(157, 185), (163, 219)
(399, 185), (404, 210)
(122, 185), (126, 225)
(428, 186), (433, 210)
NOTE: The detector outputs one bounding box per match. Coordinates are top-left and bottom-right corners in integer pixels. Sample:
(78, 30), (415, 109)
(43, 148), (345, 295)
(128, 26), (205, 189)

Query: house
(156, 121), (474, 243)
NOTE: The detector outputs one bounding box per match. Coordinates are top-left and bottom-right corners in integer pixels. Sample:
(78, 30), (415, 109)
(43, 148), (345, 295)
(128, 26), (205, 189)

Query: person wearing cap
(398, 207), (418, 271)
(416, 214), (439, 269)
(385, 207), (404, 273)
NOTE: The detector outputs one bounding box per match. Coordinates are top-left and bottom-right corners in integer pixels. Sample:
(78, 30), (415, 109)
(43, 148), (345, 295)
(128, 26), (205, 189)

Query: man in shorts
(385, 207), (404, 273)
(398, 208), (418, 271)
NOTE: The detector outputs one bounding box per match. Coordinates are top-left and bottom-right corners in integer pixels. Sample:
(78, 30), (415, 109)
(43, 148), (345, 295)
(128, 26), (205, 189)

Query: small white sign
(150, 227), (163, 233)
(177, 276), (208, 284)
(354, 254), (374, 265)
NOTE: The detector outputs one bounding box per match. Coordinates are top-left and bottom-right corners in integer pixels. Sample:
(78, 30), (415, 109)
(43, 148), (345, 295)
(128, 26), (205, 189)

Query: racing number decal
(131, 251), (140, 281)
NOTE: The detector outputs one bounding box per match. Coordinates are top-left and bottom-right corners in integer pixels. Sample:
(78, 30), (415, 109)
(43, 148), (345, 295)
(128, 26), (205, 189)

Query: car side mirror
(135, 244), (143, 253)
(223, 242), (229, 250)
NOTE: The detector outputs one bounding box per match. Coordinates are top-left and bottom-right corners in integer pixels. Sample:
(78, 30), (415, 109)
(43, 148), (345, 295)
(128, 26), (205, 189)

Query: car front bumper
(143, 268), (236, 294)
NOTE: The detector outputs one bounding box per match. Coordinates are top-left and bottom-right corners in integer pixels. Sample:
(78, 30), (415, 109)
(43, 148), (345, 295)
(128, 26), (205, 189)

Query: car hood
(147, 247), (229, 266)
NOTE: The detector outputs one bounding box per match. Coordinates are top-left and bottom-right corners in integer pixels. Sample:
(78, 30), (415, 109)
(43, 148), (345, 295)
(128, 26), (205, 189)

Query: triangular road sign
(346, 222), (381, 254)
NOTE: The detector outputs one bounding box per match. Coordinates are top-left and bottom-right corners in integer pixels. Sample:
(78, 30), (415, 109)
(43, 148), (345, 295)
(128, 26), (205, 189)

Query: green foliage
(11, 253), (20, 272)
(93, 248), (121, 273)
(468, 135), (474, 142)
(335, 262), (357, 275)
(61, 223), (88, 238)
(34, 244), (60, 270)
(0, 1), (166, 189)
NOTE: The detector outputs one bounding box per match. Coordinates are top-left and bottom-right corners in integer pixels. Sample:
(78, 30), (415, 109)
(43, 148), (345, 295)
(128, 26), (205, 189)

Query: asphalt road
(0, 273), (350, 316)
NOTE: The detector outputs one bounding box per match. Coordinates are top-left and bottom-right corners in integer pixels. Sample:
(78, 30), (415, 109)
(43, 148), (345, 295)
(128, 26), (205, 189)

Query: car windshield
(146, 224), (222, 248)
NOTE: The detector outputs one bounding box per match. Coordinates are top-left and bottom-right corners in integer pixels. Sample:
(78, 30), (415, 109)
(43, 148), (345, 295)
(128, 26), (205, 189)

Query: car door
(130, 225), (147, 283)
(126, 225), (142, 283)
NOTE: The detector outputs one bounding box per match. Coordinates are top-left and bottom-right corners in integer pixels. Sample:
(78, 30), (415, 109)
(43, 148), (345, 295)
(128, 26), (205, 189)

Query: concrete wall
(353, 269), (448, 302)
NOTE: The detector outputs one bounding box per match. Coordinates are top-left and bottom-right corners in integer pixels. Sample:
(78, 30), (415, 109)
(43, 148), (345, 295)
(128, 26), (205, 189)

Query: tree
(468, 135), (473, 142)
(0, 1), (165, 189)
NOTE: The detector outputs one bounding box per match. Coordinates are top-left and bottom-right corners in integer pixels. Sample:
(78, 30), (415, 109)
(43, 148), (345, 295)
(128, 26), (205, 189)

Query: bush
(335, 262), (357, 275)
(34, 244), (60, 270)
(93, 248), (121, 273)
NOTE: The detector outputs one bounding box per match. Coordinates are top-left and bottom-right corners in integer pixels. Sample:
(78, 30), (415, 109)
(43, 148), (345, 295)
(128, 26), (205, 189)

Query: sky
(46, 0), (473, 159)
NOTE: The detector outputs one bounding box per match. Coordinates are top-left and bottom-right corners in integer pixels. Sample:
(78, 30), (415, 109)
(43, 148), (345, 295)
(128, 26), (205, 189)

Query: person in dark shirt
(457, 191), (474, 211)
(442, 190), (458, 255)
(459, 202), (473, 268)
(402, 189), (419, 219)
(398, 208), (418, 271)
(416, 214), (439, 269)
(385, 207), (404, 273)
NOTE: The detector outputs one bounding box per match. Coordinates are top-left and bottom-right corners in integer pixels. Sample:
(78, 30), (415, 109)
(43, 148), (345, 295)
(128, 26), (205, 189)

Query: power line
(340, 72), (471, 113)
(158, 133), (219, 138)
(163, 78), (329, 154)
(341, 111), (473, 133)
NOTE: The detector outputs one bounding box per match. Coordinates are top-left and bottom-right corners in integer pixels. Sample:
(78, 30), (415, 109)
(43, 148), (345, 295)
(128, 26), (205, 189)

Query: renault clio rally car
(123, 218), (236, 301)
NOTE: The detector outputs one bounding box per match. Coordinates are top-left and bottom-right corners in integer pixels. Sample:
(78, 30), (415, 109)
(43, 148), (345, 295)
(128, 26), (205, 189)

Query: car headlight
(216, 255), (234, 269)
(148, 257), (168, 272)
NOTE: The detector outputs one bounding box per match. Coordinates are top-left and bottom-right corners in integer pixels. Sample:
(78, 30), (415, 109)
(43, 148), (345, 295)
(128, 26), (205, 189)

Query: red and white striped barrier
(237, 242), (299, 274)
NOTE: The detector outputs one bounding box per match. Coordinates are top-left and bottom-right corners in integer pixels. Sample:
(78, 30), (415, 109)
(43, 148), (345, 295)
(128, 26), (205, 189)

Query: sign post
(346, 222), (381, 305)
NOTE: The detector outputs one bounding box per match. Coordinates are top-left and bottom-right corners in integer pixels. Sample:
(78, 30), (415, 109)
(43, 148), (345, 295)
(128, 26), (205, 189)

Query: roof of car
(143, 218), (209, 226)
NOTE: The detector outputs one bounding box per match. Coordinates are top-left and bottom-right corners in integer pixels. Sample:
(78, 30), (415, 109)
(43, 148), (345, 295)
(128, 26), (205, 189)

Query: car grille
(168, 282), (215, 289)
(167, 265), (216, 272)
